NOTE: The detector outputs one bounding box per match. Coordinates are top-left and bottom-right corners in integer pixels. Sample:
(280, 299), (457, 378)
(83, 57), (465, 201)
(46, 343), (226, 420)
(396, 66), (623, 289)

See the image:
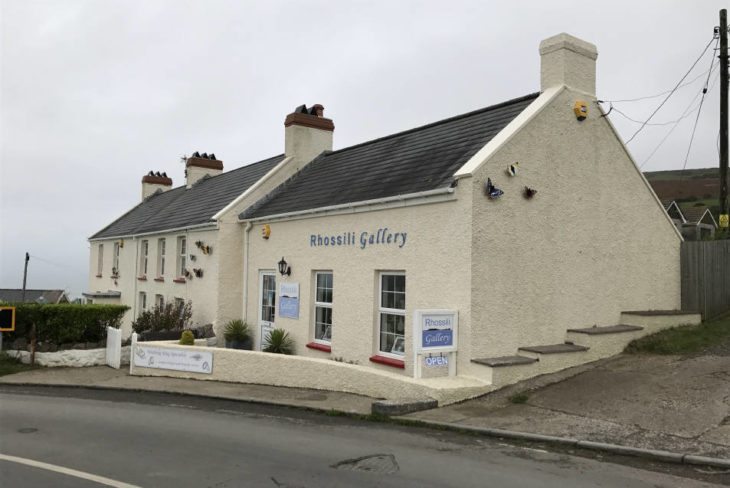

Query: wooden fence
(681, 240), (730, 320)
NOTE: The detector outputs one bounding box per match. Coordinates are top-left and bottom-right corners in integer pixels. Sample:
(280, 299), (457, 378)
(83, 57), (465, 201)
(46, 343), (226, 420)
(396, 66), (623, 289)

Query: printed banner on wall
(133, 345), (212, 374)
(279, 282), (300, 319)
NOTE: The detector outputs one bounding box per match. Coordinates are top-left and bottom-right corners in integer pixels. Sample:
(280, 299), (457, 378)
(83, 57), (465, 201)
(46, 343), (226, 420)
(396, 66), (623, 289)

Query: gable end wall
(468, 87), (681, 359)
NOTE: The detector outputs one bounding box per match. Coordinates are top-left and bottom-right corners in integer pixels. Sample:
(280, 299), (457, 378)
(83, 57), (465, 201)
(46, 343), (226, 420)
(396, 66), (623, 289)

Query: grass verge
(0, 352), (39, 377)
(625, 314), (730, 355)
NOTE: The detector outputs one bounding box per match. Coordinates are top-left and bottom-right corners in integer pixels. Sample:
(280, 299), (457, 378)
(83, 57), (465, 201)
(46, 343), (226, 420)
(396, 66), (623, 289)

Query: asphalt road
(0, 387), (724, 488)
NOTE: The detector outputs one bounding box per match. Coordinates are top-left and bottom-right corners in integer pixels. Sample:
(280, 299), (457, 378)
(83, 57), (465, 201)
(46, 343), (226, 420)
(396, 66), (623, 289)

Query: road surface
(0, 387), (724, 487)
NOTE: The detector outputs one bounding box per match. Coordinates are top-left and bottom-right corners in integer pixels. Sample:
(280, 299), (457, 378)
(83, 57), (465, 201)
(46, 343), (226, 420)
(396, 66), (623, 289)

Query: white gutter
(242, 187), (456, 223)
(242, 221), (253, 323)
(213, 156), (293, 220)
(89, 222), (217, 242)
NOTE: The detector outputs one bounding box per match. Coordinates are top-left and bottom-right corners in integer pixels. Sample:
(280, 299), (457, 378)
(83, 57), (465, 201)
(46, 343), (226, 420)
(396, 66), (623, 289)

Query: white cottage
(88, 33), (688, 387)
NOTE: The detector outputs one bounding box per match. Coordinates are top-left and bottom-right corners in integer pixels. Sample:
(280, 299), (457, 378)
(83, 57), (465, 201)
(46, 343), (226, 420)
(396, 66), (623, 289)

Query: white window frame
(157, 238), (166, 277)
(313, 271), (333, 345)
(177, 236), (187, 278)
(140, 240), (149, 277)
(155, 294), (164, 309)
(139, 292), (147, 312)
(112, 242), (120, 274)
(377, 272), (406, 358)
(97, 244), (104, 276)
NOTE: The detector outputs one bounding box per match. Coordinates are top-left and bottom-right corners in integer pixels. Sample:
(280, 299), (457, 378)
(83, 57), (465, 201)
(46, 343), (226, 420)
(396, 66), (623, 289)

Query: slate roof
(681, 206), (716, 226)
(91, 154), (285, 239)
(0, 289), (69, 304)
(241, 93), (538, 220)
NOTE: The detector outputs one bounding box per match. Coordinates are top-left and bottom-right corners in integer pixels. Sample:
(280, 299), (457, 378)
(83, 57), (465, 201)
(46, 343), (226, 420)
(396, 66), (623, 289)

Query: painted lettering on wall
(309, 228), (408, 250)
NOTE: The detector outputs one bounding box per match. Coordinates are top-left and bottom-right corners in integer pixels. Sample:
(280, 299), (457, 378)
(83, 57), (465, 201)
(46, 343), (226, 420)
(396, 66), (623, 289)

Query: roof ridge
(324, 92), (540, 157)
(167, 153), (286, 192)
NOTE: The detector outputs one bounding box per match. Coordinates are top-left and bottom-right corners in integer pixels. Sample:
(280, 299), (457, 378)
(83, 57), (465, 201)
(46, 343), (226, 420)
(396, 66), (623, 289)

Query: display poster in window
(279, 282), (300, 319)
(133, 345), (212, 374)
(414, 309), (458, 353)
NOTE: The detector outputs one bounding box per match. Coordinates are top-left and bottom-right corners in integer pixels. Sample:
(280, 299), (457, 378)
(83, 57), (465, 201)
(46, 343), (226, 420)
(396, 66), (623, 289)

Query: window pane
(394, 275), (406, 293)
(394, 292), (405, 310)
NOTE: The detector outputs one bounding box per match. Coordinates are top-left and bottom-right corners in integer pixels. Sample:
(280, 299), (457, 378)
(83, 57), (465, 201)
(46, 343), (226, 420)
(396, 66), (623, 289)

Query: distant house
(680, 205), (718, 240)
(661, 199), (685, 228)
(0, 289), (70, 304)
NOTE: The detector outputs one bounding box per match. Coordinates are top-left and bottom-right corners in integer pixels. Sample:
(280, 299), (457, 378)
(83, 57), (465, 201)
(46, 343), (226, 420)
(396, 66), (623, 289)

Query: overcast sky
(0, 0), (727, 298)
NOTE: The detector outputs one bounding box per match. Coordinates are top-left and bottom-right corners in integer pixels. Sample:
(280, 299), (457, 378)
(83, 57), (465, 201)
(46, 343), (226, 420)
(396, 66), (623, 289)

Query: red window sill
(369, 355), (405, 369)
(137, 276), (147, 281)
(95, 274), (102, 278)
(154, 277), (165, 282)
(173, 278), (186, 283)
(306, 342), (331, 353)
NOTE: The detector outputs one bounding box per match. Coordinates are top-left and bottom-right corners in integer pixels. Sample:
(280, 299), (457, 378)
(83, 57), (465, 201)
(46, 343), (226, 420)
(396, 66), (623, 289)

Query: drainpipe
(242, 222), (253, 323)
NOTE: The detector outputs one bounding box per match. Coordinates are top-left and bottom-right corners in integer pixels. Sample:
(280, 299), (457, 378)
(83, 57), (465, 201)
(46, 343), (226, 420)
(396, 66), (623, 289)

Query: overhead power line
(600, 67), (714, 104)
(624, 37), (716, 145)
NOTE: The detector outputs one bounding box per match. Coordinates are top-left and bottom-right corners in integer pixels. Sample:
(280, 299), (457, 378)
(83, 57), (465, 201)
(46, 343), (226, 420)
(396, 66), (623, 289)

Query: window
(112, 242), (120, 275)
(314, 272), (333, 343)
(138, 292), (147, 312)
(155, 294), (164, 309)
(157, 238), (166, 277)
(177, 236), (187, 278)
(139, 240), (149, 276)
(174, 297), (184, 311)
(97, 244), (104, 276)
(379, 273), (406, 356)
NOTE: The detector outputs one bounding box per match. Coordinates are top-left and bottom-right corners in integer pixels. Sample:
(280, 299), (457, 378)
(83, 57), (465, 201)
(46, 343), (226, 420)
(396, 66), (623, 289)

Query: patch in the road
(331, 453), (399, 474)
(17, 428), (38, 434)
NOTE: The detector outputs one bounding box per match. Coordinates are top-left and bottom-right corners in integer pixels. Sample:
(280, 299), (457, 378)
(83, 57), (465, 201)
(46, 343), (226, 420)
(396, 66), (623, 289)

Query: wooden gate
(681, 240), (730, 320)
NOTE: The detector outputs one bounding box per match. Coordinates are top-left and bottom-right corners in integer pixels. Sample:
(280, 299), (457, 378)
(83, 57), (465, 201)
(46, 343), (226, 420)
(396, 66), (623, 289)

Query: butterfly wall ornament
(485, 178), (504, 199)
(506, 162), (519, 177)
(523, 186), (538, 199)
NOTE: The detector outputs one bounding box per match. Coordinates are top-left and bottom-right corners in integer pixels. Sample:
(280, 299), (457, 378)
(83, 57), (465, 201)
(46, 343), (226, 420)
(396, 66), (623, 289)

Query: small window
(378, 273), (406, 356)
(140, 240), (149, 276)
(174, 297), (184, 311)
(97, 244), (104, 276)
(139, 292), (147, 312)
(157, 238), (166, 277)
(155, 294), (164, 309)
(177, 236), (187, 278)
(314, 272), (333, 343)
(112, 242), (120, 274)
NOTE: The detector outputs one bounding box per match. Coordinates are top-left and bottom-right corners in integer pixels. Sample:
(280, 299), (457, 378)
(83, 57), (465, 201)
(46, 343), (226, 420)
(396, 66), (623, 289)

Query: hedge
(2, 304), (129, 345)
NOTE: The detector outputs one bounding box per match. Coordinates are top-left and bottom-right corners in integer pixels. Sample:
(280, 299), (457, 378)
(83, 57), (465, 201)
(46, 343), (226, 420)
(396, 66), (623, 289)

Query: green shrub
(132, 301), (192, 334)
(509, 392), (529, 404)
(263, 328), (294, 355)
(179, 330), (195, 345)
(3, 303), (129, 345)
(223, 319), (250, 342)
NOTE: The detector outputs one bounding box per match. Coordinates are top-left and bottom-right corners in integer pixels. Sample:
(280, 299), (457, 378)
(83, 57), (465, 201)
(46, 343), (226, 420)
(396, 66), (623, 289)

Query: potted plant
(223, 319), (252, 350)
(263, 328), (294, 355)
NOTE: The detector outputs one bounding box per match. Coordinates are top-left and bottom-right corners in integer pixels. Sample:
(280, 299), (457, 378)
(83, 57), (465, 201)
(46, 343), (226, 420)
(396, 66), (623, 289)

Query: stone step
(620, 310), (701, 331)
(518, 343), (589, 355)
(471, 355), (538, 368)
(566, 324), (643, 335)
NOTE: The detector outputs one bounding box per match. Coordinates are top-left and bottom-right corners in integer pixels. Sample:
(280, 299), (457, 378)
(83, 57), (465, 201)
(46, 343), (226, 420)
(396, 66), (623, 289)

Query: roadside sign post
(0, 307), (17, 352)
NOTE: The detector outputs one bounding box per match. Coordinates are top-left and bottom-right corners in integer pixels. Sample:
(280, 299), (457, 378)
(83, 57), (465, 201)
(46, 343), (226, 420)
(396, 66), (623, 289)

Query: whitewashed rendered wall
(243, 189), (473, 378)
(88, 228), (220, 337)
(467, 87), (681, 361)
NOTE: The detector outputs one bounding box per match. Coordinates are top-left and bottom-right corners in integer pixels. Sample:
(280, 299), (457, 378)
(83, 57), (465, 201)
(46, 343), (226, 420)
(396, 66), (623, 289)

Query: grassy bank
(0, 352), (39, 377)
(625, 314), (730, 355)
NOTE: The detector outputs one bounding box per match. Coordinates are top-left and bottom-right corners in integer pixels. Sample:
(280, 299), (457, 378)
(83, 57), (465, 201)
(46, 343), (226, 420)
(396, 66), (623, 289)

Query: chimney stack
(141, 171), (172, 200)
(284, 104), (334, 163)
(186, 152), (223, 188)
(539, 33), (598, 96)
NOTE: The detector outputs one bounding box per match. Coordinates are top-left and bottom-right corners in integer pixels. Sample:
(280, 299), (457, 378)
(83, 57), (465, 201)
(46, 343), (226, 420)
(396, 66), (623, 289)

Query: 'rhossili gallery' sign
(413, 309), (458, 353)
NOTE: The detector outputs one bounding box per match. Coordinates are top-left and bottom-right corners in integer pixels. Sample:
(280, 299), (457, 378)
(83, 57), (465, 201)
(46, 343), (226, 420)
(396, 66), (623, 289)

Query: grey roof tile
(91, 154), (284, 239)
(241, 93), (538, 219)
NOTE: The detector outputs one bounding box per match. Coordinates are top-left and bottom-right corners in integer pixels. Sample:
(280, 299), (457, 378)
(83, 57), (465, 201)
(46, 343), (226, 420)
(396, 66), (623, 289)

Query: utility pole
(719, 9), (729, 232)
(21, 252), (29, 302)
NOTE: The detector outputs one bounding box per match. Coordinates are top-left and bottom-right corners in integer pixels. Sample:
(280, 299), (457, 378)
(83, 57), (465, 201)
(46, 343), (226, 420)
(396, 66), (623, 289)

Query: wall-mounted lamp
(277, 257), (291, 277)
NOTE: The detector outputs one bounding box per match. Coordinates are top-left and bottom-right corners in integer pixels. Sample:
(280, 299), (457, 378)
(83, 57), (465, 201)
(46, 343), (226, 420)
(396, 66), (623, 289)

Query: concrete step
(517, 343), (589, 360)
(566, 324), (646, 353)
(471, 355), (538, 368)
(620, 310), (701, 333)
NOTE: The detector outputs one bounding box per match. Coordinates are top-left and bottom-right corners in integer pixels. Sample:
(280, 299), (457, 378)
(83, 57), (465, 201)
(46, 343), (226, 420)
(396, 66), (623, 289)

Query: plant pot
(225, 337), (253, 350)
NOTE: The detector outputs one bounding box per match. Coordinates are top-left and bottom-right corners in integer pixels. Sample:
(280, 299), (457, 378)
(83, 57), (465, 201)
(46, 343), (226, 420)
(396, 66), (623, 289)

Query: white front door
(258, 271), (276, 350)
